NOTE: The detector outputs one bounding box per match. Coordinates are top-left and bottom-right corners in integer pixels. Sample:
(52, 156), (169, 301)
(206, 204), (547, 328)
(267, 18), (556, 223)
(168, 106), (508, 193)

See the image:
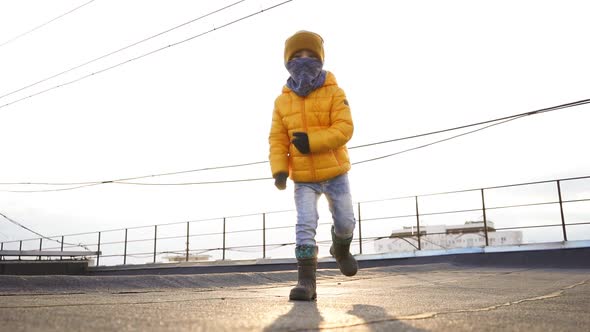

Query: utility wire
(0, 160), (268, 186)
(0, 112), (556, 191)
(104, 116), (524, 186)
(116, 177), (271, 186)
(0, 97), (587, 192)
(1, 183), (103, 193)
(0, 211), (91, 251)
(98, 115), (526, 185)
(348, 98), (590, 149)
(0, 0), (246, 101)
(352, 114), (524, 165)
(0, 0), (294, 111)
(0, 0), (96, 48)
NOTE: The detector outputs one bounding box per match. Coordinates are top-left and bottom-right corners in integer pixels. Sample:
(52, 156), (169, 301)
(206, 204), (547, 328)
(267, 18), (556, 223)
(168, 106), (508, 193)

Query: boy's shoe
(329, 226), (358, 276)
(289, 245), (318, 301)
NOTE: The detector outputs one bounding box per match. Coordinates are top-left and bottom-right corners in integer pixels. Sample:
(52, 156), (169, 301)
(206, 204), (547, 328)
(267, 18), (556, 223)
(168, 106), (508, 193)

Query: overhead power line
(104, 113), (531, 185)
(0, 211), (91, 250)
(1, 98), (587, 192)
(0, 183), (105, 193)
(117, 177), (272, 186)
(0, 0), (96, 48)
(0, 0), (246, 101)
(352, 114), (525, 166)
(0, 0), (294, 111)
(0, 160), (269, 186)
(348, 98), (589, 149)
(105, 116), (527, 186)
(353, 97), (590, 164)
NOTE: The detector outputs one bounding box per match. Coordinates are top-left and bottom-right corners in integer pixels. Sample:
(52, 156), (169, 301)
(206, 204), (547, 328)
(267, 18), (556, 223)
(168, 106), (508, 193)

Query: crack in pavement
(0, 288), (218, 297)
(0, 294), (269, 309)
(0, 292), (87, 297)
(309, 279), (589, 331)
(0, 287), (279, 309)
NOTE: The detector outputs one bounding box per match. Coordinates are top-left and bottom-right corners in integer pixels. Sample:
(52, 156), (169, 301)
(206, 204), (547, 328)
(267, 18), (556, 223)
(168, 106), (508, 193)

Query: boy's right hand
(274, 172), (288, 190)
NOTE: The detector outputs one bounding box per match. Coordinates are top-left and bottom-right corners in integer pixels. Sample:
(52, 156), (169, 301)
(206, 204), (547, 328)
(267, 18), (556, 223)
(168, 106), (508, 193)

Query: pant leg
(294, 182), (321, 246)
(324, 174), (356, 239)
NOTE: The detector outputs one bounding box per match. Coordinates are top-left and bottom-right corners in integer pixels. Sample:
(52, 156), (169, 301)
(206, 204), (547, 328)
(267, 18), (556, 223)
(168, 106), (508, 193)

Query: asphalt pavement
(1, 261), (589, 331)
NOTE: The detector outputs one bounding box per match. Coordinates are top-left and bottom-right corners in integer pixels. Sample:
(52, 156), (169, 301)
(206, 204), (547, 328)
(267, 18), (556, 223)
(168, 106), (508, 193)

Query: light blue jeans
(294, 173), (356, 246)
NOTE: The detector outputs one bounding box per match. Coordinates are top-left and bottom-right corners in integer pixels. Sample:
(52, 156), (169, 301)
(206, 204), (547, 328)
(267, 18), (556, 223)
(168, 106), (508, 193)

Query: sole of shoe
(289, 289), (317, 301)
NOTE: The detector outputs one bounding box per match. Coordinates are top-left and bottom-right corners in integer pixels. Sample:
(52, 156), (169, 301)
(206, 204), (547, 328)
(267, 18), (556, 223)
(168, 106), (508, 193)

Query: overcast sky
(1, 0), (589, 248)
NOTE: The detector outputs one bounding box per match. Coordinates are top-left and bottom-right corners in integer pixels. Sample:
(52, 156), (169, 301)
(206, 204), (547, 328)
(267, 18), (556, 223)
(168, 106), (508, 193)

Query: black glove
(274, 172), (288, 190)
(292, 132), (310, 154)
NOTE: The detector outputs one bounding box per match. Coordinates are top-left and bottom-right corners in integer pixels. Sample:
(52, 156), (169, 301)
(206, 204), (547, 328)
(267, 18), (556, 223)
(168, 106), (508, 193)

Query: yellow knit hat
(284, 30), (324, 64)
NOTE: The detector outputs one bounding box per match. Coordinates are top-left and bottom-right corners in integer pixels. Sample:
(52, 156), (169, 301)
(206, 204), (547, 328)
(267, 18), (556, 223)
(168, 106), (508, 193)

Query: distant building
(374, 221), (522, 253)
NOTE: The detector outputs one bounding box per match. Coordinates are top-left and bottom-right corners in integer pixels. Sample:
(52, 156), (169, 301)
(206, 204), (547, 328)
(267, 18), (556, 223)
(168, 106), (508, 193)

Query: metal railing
(1, 175), (589, 266)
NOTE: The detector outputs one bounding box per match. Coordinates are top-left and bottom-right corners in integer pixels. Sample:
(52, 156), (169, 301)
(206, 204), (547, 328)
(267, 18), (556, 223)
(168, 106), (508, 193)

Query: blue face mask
(285, 57), (327, 97)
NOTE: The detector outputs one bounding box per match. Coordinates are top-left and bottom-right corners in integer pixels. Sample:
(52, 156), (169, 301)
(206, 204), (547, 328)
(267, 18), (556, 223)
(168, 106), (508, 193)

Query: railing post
(186, 222), (190, 262)
(38, 238), (43, 260)
(123, 228), (128, 265)
(415, 196), (422, 250)
(96, 232), (101, 266)
(357, 202), (363, 255)
(222, 218), (226, 260)
(557, 180), (568, 241)
(0, 242), (3, 261)
(153, 225), (158, 264)
(18, 240), (22, 260)
(60, 236), (64, 260)
(480, 189), (489, 246)
(262, 213), (266, 259)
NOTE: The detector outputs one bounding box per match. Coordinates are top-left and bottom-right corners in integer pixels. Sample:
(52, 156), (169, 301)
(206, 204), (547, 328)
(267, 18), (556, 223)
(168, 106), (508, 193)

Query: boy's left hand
(292, 132), (310, 154)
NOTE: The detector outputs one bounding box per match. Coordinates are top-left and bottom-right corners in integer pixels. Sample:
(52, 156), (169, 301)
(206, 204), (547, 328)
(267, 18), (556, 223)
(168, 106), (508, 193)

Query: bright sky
(1, 0), (589, 246)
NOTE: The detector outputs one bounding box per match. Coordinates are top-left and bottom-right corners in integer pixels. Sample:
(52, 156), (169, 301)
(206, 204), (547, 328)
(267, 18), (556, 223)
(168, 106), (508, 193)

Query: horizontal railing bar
(101, 242), (300, 260)
(485, 201), (559, 210)
(362, 198), (588, 222)
(74, 228), (274, 248)
(359, 235), (393, 241)
(484, 175), (590, 191)
(117, 237), (156, 245)
(412, 207), (484, 217)
(189, 231), (224, 238)
(565, 221), (590, 226)
(360, 214), (420, 222)
(562, 198), (590, 204)
(224, 228), (264, 234)
(265, 225), (295, 231)
(0, 250), (100, 257)
(494, 224), (563, 231)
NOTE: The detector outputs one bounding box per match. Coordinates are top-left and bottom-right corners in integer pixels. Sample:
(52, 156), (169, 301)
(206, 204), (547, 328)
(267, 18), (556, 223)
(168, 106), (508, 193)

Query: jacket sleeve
(268, 100), (290, 177)
(307, 88), (354, 153)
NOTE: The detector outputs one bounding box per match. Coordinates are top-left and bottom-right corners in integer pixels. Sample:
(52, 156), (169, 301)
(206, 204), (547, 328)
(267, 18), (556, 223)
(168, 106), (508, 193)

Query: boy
(268, 30), (358, 301)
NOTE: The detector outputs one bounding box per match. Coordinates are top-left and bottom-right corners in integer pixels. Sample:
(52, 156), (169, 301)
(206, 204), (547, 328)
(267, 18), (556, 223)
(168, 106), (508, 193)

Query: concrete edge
(0, 260), (90, 275)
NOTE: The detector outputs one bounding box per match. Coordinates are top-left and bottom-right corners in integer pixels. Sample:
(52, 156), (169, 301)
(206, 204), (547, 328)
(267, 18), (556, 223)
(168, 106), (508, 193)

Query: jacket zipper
(300, 96), (317, 181)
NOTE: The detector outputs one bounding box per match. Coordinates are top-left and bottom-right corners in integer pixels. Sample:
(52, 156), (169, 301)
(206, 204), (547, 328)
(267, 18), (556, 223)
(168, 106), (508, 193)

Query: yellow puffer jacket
(269, 71), (353, 183)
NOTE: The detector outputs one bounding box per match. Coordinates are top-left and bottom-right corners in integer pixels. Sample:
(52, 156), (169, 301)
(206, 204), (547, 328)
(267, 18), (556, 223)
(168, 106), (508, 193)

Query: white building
(374, 221), (522, 253)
